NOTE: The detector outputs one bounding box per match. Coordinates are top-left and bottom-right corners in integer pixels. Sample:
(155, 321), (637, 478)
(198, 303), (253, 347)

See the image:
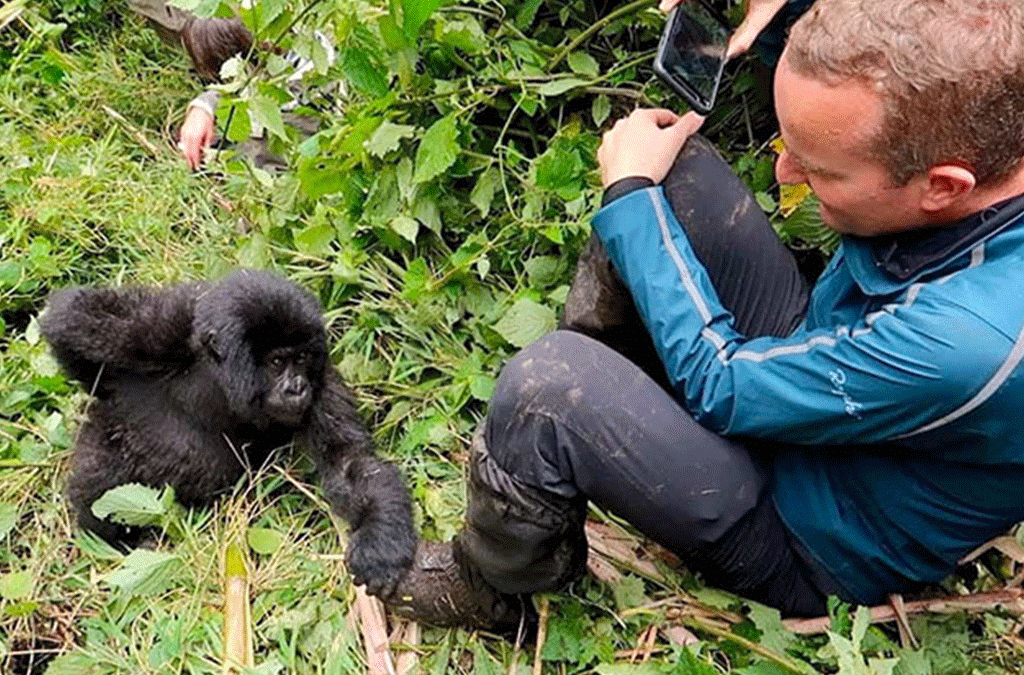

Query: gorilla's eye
(270, 355), (284, 367)
(295, 352), (307, 365)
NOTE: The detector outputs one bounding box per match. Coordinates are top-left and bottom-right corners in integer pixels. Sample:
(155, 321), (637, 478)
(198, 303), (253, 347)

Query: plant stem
(547, 0), (658, 71)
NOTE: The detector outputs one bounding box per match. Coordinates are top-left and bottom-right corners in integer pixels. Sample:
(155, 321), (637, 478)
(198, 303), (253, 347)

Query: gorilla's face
(261, 346), (316, 427)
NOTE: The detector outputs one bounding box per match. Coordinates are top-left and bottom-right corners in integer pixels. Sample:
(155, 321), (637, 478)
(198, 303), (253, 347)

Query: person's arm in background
(659, 0), (791, 59)
(178, 90), (219, 171)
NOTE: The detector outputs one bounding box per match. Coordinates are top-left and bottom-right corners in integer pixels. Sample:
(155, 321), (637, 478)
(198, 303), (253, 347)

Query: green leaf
(413, 115), (460, 184)
(0, 503), (17, 540)
(592, 94), (611, 127)
(536, 77), (588, 97)
(250, 94), (287, 142)
(104, 549), (180, 596)
(524, 256), (562, 288)
(493, 299), (557, 348)
(470, 166), (500, 217)
(611, 574), (646, 611)
(535, 146), (581, 193)
(755, 191), (777, 212)
(0, 570), (32, 600)
(514, 0), (544, 29)
(851, 604), (871, 647)
(91, 484), (170, 527)
(298, 158), (348, 200)
(469, 374), (495, 401)
(247, 527), (284, 556)
(567, 52), (599, 78)
(746, 601), (799, 655)
(365, 121), (416, 158)
(341, 48), (388, 98)
(402, 258), (431, 301)
(389, 215), (420, 244)
(402, 0), (444, 39)
(294, 223), (336, 255)
(38, 651), (98, 675)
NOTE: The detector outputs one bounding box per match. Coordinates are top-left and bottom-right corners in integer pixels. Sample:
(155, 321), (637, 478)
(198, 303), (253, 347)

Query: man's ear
(921, 164), (977, 213)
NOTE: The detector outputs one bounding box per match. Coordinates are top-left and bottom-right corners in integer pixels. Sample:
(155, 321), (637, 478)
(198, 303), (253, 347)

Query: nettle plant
(168, 0), (665, 296)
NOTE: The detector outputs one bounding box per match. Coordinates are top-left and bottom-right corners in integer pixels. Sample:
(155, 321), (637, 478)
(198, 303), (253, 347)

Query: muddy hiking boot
(385, 431), (586, 635)
(386, 539), (529, 634)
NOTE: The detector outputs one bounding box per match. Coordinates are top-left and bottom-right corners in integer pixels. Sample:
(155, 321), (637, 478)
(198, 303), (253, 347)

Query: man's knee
(489, 331), (604, 424)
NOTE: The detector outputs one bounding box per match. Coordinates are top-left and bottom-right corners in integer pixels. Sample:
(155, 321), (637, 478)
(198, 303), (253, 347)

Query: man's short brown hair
(786, 0), (1024, 186)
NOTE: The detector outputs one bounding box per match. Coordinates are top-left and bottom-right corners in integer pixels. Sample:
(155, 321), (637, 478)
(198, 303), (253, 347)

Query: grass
(2, 4), (1024, 674)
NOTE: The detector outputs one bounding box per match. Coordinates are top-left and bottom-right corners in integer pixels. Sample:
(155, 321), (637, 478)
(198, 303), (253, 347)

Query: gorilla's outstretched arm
(40, 285), (202, 387)
(302, 370), (417, 598)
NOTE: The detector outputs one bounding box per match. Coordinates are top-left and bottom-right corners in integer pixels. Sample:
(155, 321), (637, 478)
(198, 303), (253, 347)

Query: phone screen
(654, 3), (731, 114)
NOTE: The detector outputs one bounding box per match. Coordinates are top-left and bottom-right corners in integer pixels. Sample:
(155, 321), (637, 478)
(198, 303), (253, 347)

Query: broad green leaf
(0, 570), (32, 600)
(297, 158), (347, 200)
(294, 223), (336, 255)
(0, 503), (17, 540)
(592, 94), (611, 127)
(469, 374), (495, 401)
(402, 258), (431, 301)
(365, 122), (416, 158)
(413, 115), (460, 184)
(536, 77), (588, 97)
(37, 652), (97, 675)
(567, 52), (600, 78)
(524, 256), (561, 288)
(247, 527), (284, 556)
(470, 166), (500, 217)
(493, 299), (557, 348)
(389, 215), (420, 244)
(91, 484), (169, 526)
(341, 48), (388, 98)
(746, 601), (799, 655)
(611, 574), (646, 611)
(514, 0), (544, 29)
(535, 146), (581, 193)
(868, 658), (899, 675)
(402, 0), (444, 39)
(755, 190), (777, 212)
(222, 100), (252, 144)
(250, 94), (287, 142)
(851, 604), (871, 647)
(104, 549), (181, 596)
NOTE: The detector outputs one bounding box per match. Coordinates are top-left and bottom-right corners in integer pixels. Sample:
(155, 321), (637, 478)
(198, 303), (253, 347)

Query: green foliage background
(0, 0), (1017, 673)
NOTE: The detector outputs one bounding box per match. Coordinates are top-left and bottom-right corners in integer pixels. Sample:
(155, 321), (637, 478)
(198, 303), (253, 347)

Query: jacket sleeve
(591, 187), (1015, 445)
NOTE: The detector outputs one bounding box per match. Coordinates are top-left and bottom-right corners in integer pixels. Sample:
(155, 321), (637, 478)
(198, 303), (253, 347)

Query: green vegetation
(0, 0), (1021, 673)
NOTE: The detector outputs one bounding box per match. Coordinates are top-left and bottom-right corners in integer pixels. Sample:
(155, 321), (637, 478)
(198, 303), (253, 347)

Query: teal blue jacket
(592, 187), (1024, 604)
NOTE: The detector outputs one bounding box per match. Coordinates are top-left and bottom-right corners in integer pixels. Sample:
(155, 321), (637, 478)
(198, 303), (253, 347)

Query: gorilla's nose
(285, 377), (308, 398)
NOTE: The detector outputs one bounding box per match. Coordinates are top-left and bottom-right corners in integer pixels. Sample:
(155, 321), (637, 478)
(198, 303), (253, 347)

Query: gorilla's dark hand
(346, 516), (417, 598)
(306, 375), (418, 597)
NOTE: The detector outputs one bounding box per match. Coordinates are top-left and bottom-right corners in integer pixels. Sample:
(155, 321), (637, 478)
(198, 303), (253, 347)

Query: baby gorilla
(40, 269), (415, 598)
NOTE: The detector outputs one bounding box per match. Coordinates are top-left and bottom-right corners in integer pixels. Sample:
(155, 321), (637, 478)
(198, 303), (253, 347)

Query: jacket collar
(841, 192), (1024, 296)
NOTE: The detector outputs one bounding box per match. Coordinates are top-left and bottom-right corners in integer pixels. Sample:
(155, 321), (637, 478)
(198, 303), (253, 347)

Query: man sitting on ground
(387, 0), (1024, 628)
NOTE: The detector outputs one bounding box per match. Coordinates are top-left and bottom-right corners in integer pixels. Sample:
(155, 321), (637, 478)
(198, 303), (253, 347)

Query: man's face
(773, 55), (927, 237)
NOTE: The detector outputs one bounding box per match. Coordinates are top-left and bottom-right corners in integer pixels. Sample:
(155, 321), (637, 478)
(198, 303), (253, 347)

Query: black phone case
(653, 2), (731, 115)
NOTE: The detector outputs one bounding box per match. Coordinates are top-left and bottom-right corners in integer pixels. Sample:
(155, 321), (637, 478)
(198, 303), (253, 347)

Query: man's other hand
(659, 0), (790, 59)
(598, 109), (704, 187)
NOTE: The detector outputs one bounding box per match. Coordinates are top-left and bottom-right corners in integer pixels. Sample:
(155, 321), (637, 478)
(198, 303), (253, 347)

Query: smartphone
(653, 2), (731, 115)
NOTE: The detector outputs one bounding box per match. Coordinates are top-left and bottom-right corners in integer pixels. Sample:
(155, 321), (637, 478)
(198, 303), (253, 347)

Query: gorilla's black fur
(40, 269), (415, 597)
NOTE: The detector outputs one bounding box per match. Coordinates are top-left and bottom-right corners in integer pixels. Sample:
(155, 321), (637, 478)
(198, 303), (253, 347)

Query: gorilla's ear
(201, 329), (223, 363)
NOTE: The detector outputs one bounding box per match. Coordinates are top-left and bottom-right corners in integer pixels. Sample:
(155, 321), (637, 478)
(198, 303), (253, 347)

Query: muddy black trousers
(458, 136), (848, 617)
